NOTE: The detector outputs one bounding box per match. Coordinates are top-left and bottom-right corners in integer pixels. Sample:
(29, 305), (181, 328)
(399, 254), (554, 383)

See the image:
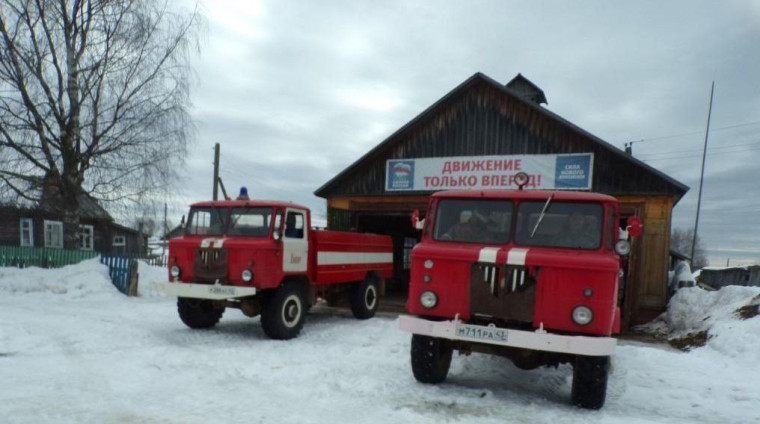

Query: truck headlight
(615, 240), (631, 256)
(424, 259), (434, 269)
(241, 269), (253, 282)
(170, 266), (181, 278)
(420, 291), (438, 309)
(572, 305), (594, 326)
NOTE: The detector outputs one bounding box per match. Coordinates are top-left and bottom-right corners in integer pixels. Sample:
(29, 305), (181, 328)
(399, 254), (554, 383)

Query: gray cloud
(173, 0), (760, 265)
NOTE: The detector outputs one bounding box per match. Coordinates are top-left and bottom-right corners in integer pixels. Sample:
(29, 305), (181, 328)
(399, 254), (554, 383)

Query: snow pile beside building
(640, 285), (760, 359)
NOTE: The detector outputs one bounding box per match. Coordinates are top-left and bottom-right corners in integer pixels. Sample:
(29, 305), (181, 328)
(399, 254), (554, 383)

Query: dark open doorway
(356, 212), (421, 296)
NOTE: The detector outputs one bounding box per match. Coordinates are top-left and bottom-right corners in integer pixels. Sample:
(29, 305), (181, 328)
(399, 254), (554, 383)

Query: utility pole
(212, 143), (220, 200)
(162, 202), (168, 258)
(691, 81), (715, 268)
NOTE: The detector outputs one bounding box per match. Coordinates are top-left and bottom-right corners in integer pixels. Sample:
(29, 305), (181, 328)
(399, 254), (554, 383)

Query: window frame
(113, 235), (126, 247)
(44, 220), (64, 249)
(20, 217), (34, 247)
(78, 224), (94, 251)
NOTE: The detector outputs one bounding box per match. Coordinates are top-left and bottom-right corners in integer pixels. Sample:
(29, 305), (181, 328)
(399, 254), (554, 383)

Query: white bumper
(398, 315), (616, 357)
(154, 281), (257, 300)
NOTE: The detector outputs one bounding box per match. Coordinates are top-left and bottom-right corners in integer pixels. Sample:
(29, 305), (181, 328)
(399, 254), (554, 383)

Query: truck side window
(285, 212), (304, 239)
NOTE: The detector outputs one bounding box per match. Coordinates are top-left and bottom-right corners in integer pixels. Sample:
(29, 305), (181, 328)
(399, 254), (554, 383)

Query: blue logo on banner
(387, 160), (415, 190)
(555, 155), (591, 189)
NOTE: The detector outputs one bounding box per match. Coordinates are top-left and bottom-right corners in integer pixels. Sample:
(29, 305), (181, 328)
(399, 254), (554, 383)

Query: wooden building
(315, 72), (688, 328)
(0, 192), (147, 256)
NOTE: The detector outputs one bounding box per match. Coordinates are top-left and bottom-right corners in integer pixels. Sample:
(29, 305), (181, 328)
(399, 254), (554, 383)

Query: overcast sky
(171, 0), (760, 266)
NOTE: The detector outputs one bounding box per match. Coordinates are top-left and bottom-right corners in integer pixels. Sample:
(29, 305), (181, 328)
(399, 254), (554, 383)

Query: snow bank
(136, 260), (169, 297)
(1, 261), (760, 422)
(640, 286), (760, 363)
(0, 257), (119, 299)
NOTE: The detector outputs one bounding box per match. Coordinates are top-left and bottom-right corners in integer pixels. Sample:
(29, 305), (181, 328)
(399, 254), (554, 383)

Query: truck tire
(571, 355), (610, 409)
(177, 297), (224, 329)
(410, 334), (452, 384)
(261, 284), (306, 340)
(350, 276), (379, 319)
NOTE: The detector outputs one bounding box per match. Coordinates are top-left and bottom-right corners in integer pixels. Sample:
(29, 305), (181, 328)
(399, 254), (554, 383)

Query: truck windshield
(186, 207), (229, 236)
(228, 207), (274, 237)
(434, 199), (513, 244)
(514, 201), (603, 249)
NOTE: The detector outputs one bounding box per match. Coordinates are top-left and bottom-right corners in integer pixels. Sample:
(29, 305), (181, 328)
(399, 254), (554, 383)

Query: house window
(20, 218), (34, 247)
(44, 220), (63, 249)
(78, 225), (94, 251)
(113, 235), (126, 246)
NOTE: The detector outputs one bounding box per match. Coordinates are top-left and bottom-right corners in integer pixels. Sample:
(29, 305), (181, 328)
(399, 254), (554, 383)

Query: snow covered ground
(1, 259), (759, 424)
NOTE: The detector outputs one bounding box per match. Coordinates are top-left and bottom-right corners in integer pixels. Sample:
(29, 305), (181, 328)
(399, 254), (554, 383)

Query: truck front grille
(481, 265), (534, 295)
(194, 248), (228, 282)
(470, 263), (536, 323)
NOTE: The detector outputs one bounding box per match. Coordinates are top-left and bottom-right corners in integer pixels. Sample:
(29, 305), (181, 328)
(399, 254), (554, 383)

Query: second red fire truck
(157, 196), (393, 340)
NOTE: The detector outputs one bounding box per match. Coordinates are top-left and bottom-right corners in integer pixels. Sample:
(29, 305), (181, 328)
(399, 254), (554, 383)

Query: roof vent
(506, 73), (547, 105)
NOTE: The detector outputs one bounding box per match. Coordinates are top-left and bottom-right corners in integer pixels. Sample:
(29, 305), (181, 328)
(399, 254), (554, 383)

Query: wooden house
(0, 192), (147, 256)
(314, 72), (688, 328)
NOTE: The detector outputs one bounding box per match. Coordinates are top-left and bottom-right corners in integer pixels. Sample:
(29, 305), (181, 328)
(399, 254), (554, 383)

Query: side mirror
(411, 210), (425, 230)
(180, 215), (185, 225)
(626, 216), (643, 238)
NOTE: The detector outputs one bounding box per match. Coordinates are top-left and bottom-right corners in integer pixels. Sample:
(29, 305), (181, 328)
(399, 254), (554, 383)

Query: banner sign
(385, 153), (593, 192)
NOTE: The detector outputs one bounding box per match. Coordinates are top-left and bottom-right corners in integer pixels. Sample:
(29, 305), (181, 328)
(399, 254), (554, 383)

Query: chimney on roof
(506, 73), (548, 106)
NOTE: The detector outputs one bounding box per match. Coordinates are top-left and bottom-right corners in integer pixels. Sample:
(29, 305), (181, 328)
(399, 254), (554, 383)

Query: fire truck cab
(399, 181), (641, 409)
(157, 198), (393, 340)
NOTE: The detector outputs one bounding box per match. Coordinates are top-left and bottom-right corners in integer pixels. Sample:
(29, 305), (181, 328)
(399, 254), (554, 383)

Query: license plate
(455, 323), (508, 343)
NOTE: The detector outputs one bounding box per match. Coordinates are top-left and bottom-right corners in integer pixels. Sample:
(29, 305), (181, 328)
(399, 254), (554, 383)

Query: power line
(635, 140), (760, 158)
(641, 145), (760, 162)
(620, 119), (760, 146)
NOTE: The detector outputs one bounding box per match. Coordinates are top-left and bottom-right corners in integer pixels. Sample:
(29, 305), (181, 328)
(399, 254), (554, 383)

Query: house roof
(110, 221), (148, 237)
(314, 72), (688, 201)
(38, 191), (113, 221)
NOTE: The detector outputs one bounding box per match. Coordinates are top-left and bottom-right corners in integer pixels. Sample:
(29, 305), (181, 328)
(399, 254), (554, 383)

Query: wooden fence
(0, 246), (98, 268)
(100, 255), (138, 296)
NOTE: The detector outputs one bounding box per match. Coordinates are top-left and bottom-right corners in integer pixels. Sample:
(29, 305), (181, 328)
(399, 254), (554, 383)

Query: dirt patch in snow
(735, 294), (760, 320)
(667, 331), (709, 351)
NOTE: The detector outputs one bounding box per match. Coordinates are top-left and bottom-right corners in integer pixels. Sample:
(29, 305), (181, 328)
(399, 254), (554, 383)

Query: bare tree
(0, 0), (201, 248)
(671, 227), (708, 269)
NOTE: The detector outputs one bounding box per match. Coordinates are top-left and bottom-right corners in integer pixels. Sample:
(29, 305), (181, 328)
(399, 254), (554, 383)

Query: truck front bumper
(398, 315), (616, 357)
(154, 281), (257, 300)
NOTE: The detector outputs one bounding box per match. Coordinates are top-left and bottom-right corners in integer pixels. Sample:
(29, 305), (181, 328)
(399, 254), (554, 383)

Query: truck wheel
(571, 355), (610, 409)
(350, 276), (379, 319)
(177, 297), (224, 329)
(410, 334), (452, 384)
(261, 284), (306, 340)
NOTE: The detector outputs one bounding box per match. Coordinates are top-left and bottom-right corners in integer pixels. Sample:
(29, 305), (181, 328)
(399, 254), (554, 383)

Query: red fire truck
(399, 174), (642, 409)
(157, 197), (393, 340)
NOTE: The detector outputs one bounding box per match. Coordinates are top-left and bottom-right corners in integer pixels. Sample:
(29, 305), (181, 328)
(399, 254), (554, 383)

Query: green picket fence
(0, 246), (98, 269)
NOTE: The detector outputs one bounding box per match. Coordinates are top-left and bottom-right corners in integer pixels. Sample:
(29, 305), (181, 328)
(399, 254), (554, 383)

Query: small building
(697, 266), (760, 289)
(315, 72), (688, 329)
(0, 192), (147, 256)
